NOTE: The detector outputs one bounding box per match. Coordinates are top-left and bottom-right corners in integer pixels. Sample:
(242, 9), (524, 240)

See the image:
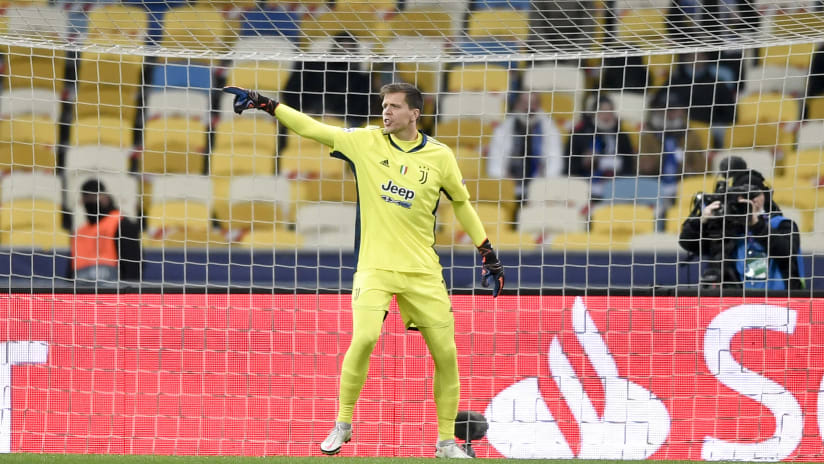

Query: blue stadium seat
(150, 62), (213, 91)
(241, 7), (301, 39)
(121, 0), (188, 44)
(455, 39), (521, 55)
(472, 0), (531, 10)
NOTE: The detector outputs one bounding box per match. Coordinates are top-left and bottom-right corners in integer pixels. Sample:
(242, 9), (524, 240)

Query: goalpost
(0, 0), (823, 459)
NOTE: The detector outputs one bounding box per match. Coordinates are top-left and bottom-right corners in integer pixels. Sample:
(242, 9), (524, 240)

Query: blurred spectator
(68, 179), (142, 285)
(282, 31), (374, 126)
(668, 51), (738, 145)
(529, 0), (597, 51)
(487, 92), (564, 202)
(638, 91), (707, 207)
(599, 56), (649, 93)
(567, 93), (636, 197)
(667, 0), (758, 44)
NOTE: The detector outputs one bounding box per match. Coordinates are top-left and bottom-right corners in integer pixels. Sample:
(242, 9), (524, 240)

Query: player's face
(381, 92), (419, 137)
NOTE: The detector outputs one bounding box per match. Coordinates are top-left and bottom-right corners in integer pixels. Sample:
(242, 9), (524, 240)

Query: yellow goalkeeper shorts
(351, 269), (453, 329)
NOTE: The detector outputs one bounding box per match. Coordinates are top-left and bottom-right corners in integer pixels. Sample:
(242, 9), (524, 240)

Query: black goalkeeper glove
(222, 86), (278, 115)
(478, 238), (504, 297)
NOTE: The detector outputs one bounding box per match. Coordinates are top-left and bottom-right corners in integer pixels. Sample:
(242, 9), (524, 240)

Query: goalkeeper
(224, 83), (504, 459)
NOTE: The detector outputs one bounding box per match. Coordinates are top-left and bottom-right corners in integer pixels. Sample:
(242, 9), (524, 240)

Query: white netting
(0, 0), (820, 290)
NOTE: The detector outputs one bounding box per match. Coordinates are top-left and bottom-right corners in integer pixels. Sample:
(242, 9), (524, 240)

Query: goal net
(0, 0), (823, 459)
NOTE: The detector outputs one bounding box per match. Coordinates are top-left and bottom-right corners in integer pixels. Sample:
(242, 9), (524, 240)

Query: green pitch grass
(0, 457), (801, 464)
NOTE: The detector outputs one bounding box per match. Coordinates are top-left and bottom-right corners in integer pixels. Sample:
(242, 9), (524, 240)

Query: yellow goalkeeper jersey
(331, 127), (470, 273)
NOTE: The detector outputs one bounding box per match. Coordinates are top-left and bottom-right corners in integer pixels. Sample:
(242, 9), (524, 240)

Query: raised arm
(222, 86), (342, 147)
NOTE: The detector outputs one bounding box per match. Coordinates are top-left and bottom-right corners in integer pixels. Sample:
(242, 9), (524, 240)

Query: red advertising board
(1, 294), (823, 460)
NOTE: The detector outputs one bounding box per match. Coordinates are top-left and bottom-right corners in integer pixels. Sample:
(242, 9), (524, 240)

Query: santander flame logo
(484, 297), (671, 459)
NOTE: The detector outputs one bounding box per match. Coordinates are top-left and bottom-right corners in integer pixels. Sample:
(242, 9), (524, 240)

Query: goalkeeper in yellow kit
(224, 83), (505, 459)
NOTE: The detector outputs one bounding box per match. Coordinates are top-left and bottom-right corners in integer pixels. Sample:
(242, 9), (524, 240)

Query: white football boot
(435, 439), (473, 458)
(320, 422), (352, 455)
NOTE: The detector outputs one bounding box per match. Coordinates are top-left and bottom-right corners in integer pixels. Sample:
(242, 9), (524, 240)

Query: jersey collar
(387, 131), (427, 153)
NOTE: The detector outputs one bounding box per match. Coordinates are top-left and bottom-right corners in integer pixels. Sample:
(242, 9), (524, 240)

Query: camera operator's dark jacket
(679, 213), (806, 290)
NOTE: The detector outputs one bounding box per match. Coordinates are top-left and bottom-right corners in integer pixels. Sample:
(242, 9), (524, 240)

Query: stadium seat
(380, 8), (454, 38)
(663, 175), (716, 233)
(467, 9), (529, 42)
(240, 6), (301, 39)
(742, 44), (814, 96)
(144, 90), (211, 124)
(438, 93), (507, 123)
(0, 116), (57, 172)
(525, 177), (590, 210)
(433, 119), (494, 150)
(446, 64), (509, 93)
(296, 178), (358, 204)
(75, 85), (140, 122)
(590, 203), (656, 238)
(616, 8), (667, 48)
(160, 4), (231, 53)
(143, 174), (222, 248)
(597, 177), (661, 207)
(771, 176), (822, 233)
(85, 3), (149, 45)
(300, 9), (380, 41)
(610, 91), (646, 130)
(150, 61), (213, 91)
(783, 149), (824, 183)
(64, 145), (131, 176)
(213, 118), (278, 162)
(70, 115), (135, 148)
(229, 36), (298, 98)
(729, 92), (801, 152)
(796, 121), (824, 150)
(473, 0), (531, 9)
(214, 175), (292, 233)
(141, 117), (207, 175)
(453, 146), (485, 181)
(2, 6), (68, 90)
(463, 178), (517, 216)
(517, 204), (587, 237)
(0, 88), (60, 121)
(0, 172), (69, 249)
(296, 203), (357, 250)
(435, 201), (536, 250)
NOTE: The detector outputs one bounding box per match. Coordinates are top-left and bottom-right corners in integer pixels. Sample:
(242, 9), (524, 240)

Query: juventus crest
(418, 166), (429, 184)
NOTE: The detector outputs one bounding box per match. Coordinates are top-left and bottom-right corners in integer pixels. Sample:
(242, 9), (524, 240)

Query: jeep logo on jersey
(380, 179), (415, 201)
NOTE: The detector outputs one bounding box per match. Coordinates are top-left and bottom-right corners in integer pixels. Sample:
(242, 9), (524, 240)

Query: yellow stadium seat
(278, 137), (345, 179)
(463, 178), (518, 216)
(213, 175), (291, 231)
(539, 92), (577, 129)
(381, 9), (454, 37)
(0, 173), (68, 249)
(454, 146), (484, 181)
(161, 5), (231, 53)
(736, 92), (801, 125)
(446, 64), (510, 93)
(71, 116), (135, 148)
(143, 175), (223, 248)
(771, 12), (824, 38)
(296, 178), (358, 203)
(227, 62), (292, 94)
(467, 9), (529, 41)
(142, 117), (207, 175)
(760, 43), (816, 70)
(86, 3), (148, 45)
(783, 149), (824, 183)
(808, 96), (824, 120)
(670, 175), (717, 219)
(0, 198), (69, 248)
(616, 8), (667, 47)
(549, 231), (631, 251)
(770, 176), (823, 233)
(213, 118), (278, 159)
(433, 119), (494, 149)
(0, 115), (56, 171)
(590, 203), (656, 237)
(75, 85), (139, 122)
(3, 46), (66, 91)
(300, 10), (379, 41)
(77, 52), (143, 88)
(644, 53), (676, 87)
(475, 203), (536, 250)
(723, 124), (795, 152)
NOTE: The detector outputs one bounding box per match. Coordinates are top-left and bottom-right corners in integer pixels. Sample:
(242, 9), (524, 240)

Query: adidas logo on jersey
(380, 159), (390, 167)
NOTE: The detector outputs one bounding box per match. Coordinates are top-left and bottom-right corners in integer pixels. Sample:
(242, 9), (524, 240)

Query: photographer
(679, 168), (806, 290)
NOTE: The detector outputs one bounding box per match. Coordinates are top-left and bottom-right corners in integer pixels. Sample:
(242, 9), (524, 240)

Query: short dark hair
(379, 82), (423, 112)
